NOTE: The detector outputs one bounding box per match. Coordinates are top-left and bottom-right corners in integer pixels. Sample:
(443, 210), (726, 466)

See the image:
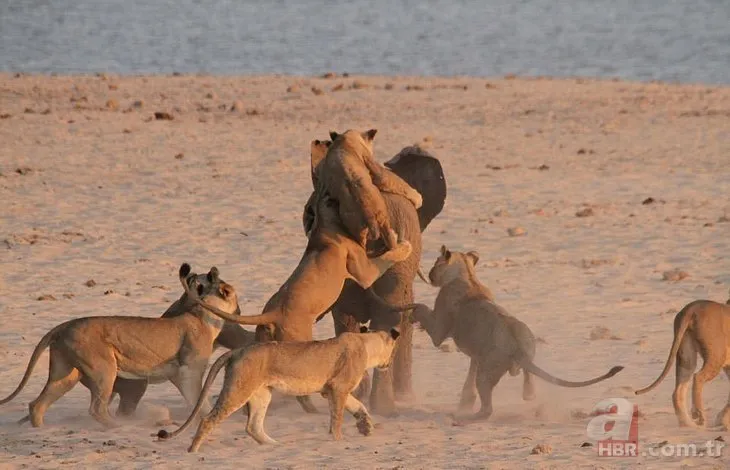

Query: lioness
(197, 191), (415, 342)
(157, 327), (401, 452)
(312, 129), (422, 250)
(0, 263), (240, 428)
(112, 265), (256, 417)
(634, 300), (730, 429)
(411, 246), (624, 422)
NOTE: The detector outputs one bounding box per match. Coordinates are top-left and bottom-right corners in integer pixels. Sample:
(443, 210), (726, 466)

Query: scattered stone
(580, 442), (593, 448)
(485, 82), (497, 89)
(84, 279), (96, 288)
(530, 444), (552, 455)
(63, 293), (74, 299)
(154, 112), (174, 120)
(331, 83), (344, 92)
(15, 167), (33, 175)
(589, 326), (622, 340)
(322, 72), (337, 79)
(351, 80), (368, 90)
(103, 440), (117, 446)
(662, 269), (689, 282)
(132, 100), (144, 109)
(715, 436), (725, 442)
(286, 85), (300, 93)
(311, 87), (324, 96)
(704, 222), (714, 227)
(576, 207), (594, 217)
(205, 92), (217, 99)
(104, 289), (115, 295)
(37, 294), (57, 301)
(40, 108), (51, 115)
(122, 128), (132, 134)
(174, 153), (184, 160)
(384, 83), (394, 90)
(405, 85), (424, 91)
(718, 215), (730, 223)
(105, 99), (119, 110)
(642, 197), (656, 205)
(24, 107), (35, 114)
(507, 227), (526, 237)
(0, 113), (11, 119)
(108, 84), (118, 90)
(493, 209), (510, 217)
(230, 100), (245, 112)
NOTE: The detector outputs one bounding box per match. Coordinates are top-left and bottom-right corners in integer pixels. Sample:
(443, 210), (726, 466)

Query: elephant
(302, 144), (447, 415)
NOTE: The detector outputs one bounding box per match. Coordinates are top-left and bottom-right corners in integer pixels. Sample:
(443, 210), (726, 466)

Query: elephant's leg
(333, 305), (371, 400)
(392, 310), (414, 401)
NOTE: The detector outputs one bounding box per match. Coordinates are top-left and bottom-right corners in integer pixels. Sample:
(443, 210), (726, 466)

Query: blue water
(1, 0), (728, 83)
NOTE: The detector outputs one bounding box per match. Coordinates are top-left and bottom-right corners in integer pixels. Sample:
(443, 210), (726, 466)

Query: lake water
(1, 0), (728, 83)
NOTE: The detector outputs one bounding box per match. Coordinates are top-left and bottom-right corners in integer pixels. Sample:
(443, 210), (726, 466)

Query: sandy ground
(1, 73), (729, 469)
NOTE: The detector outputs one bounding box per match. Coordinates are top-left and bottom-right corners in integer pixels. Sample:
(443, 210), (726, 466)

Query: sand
(1, 73), (729, 469)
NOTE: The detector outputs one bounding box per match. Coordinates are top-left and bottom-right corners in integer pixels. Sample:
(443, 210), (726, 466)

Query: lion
(111, 266), (256, 417)
(411, 246), (624, 422)
(195, 191), (416, 343)
(634, 300), (730, 429)
(0, 263), (241, 428)
(157, 327), (401, 452)
(311, 129), (422, 251)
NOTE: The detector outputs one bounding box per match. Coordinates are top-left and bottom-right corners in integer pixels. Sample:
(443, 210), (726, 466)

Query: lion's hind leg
(246, 388), (277, 444)
(28, 350), (81, 427)
(673, 335), (697, 427)
(458, 358), (478, 413)
(188, 377), (263, 452)
(691, 345), (724, 427)
(714, 367), (730, 430)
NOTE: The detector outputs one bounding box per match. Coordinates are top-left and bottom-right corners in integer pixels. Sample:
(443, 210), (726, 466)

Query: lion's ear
(390, 328), (401, 340)
(440, 245), (451, 261)
(466, 251), (480, 266)
(179, 263), (192, 279)
(207, 267), (219, 283)
(310, 140), (327, 176)
(219, 283), (234, 299)
(329, 131), (340, 141)
(362, 129), (377, 142)
(359, 326), (369, 333)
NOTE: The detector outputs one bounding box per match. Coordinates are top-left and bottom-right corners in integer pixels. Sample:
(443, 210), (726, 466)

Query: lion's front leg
(412, 303), (452, 347)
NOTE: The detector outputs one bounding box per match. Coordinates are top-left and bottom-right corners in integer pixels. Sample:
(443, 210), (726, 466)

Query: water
(1, 0), (729, 83)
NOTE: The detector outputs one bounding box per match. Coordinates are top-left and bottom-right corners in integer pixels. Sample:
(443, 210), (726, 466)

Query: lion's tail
(521, 359), (624, 388)
(0, 322), (67, 405)
(634, 307), (695, 395)
(197, 299), (280, 326)
(157, 350), (234, 441)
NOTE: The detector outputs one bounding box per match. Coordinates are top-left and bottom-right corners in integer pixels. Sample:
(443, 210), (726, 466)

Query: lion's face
(370, 328), (401, 370)
(428, 245), (480, 286)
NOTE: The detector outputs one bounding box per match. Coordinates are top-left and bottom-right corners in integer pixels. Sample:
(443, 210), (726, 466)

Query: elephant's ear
(384, 146), (446, 232)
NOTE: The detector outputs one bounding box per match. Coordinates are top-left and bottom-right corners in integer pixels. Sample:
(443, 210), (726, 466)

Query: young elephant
(0, 264), (241, 428)
(412, 246), (624, 423)
(111, 265), (256, 417)
(634, 299), (730, 429)
(157, 327), (401, 452)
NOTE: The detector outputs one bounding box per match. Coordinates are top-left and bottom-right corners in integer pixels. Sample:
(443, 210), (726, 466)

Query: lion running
(634, 300), (730, 429)
(411, 246), (624, 422)
(0, 263), (241, 428)
(157, 327), (401, 452)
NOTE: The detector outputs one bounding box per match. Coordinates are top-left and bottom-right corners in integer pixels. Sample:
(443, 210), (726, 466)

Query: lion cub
(157, 327), (401, 452)
(0, 263), (241, 428)
(311, 129), (423, 250)
(635, 300), (730, 429)
(411, 246), (624, 422)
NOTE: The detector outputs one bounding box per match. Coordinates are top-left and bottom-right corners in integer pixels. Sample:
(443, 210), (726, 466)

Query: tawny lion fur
(411, 246), (624, 422)
(157, 328), (401, 452)
(0, 264), (241, 428)
(111, 266), (255, 417)
(634, 300), (730, 430)
(311, 129), (422, 250)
